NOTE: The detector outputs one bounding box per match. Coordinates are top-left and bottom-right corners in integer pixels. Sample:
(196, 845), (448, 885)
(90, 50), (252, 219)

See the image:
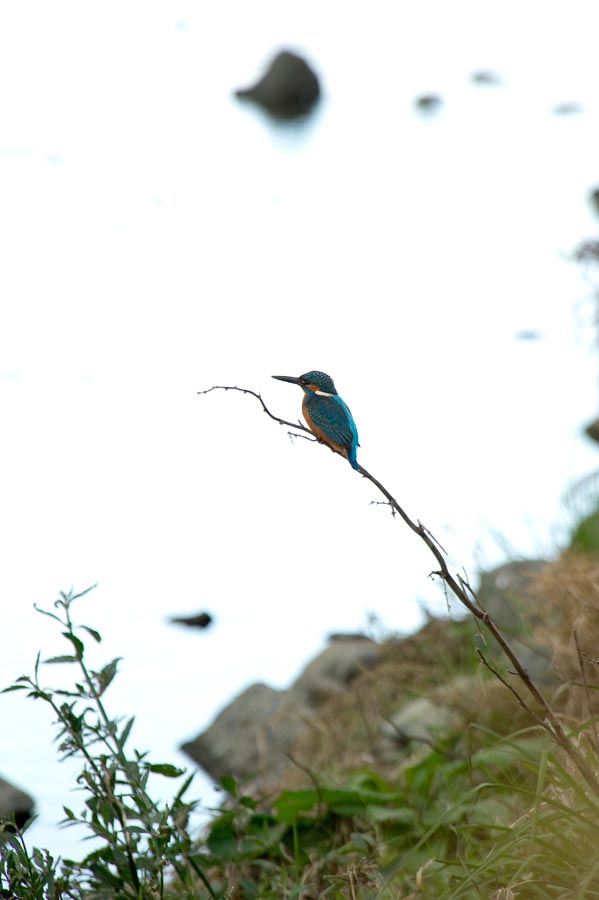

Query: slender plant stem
(200, 383), (599, 801)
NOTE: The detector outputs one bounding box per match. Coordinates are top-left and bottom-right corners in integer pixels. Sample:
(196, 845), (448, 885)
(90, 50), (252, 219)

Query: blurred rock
(181, 634), (380, 790)
(552, 102), (582, 115)
(584, 419), (599, 442)
(414, 94), (442, 114)
(169, 611), (213, 630)
(181, 683), (314, 787)
(585, 417), (599, 443)
(0, 775), (35, 829)
(574, 239), (599, 263)
(292, 634), (380, 703)
(382, 697), (459, 748)
(514, 329), (542, 341)
(477, 560), (554, 682)
(471, 69), (501, 86)
(235, 50), (320, 120)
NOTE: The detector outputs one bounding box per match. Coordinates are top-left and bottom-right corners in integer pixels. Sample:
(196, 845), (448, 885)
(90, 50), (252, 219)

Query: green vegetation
(1, 589), (214, 900)
(570, 505), (599, 557)
(3, 564), (599, 898)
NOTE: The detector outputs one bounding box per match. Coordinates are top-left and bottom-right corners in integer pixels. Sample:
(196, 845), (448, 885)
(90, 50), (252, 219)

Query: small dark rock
(514, 329), (542, 341)
(574, 239), (599, 263)
(169, 611), (213, 630)
(552, 102), (582, 116)
(471, 69), (501, 86)
(585, 417), (599, 444)
(589, 187), (599, 218)
(235, 50), (320, 120)
(414, 94), (442, 113)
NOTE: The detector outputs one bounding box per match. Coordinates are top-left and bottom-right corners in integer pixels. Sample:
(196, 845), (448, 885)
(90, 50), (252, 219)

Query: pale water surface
(1, 0), (599, 860)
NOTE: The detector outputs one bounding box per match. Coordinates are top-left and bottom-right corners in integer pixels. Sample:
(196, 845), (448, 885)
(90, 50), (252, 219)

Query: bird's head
(272, 370), (337, 395)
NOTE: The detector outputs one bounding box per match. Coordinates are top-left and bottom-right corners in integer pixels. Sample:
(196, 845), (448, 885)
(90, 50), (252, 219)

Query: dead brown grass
(531, 551), (599, 726)
(279, 616), (534, 791)
(280, 553), (599, 791)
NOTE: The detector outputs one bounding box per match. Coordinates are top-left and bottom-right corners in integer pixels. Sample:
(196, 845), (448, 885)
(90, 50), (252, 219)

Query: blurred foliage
(570, 506), (599, 557)
(1, 589), (214, 900)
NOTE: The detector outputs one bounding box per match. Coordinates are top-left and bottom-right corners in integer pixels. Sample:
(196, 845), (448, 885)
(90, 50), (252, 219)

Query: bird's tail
(347, 446), (359, 470)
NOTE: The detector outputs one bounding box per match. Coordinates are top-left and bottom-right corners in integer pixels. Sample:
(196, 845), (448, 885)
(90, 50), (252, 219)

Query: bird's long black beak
(272, 374), (302, 385)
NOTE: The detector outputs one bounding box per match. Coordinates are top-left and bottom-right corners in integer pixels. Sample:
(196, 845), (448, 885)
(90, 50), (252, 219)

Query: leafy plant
(1, 587), (215, 900)
(0, 816), (64, 900)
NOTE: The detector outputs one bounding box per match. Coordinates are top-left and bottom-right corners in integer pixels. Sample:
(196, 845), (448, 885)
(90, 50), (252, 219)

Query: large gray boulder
(382, 697), (460, 749)
(181, 635), (381, 791)
(181, 683), (314, 789)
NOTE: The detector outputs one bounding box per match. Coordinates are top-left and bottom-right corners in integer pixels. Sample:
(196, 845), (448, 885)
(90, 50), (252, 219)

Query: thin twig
(476, 649), (543, 725)
(200, 384), (599, 801)
(198, 385), (308, 433)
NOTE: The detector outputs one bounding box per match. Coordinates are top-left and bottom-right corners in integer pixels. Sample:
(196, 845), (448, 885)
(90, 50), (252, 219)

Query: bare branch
(199, 385), (337, 455)
(476, 649), (544, 727)
(199, 382), (599, 800)
(289, 431), (316, 444)
(198, 385), (310, 434)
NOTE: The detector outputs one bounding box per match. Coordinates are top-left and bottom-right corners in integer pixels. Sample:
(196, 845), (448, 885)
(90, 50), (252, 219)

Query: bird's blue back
(302, 387), (359, 469)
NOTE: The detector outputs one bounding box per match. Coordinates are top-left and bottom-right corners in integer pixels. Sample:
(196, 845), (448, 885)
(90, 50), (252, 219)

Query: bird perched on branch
(272, 370), (360, 470)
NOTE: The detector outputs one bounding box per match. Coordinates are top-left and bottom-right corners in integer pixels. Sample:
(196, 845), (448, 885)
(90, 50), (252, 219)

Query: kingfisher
(272, 370), (360, 470)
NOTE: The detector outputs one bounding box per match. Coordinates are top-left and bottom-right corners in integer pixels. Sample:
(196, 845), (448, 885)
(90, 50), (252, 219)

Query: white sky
(2, 0), (599, 859)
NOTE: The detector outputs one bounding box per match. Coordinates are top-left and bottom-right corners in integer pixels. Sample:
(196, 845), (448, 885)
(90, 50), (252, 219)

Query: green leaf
(351, 832), (376, 851)
(239, 878), (260, 899)
(344, 769), (394, 793)
(62, 632), (85, 660)
(174, 772), (195, 803)
(273, 789), (319, 823)
(0, 831), (21, 851)
(1, 684), (29, 693)
(219, 775), (237, 797)
(43, 655), (78, 664)
(366, 805), (415, 827)
(207, 820), (237, 860)
(93, 658), (121, 695)
(28, 689), (53, 702)
(145, 763), (185, 778)
(118, 716), (135, 750)
(80, 625), (102, 643)
(237, 831), (277, 859)
(322, 788), (368, 817)
(31, 846), (46, 868)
